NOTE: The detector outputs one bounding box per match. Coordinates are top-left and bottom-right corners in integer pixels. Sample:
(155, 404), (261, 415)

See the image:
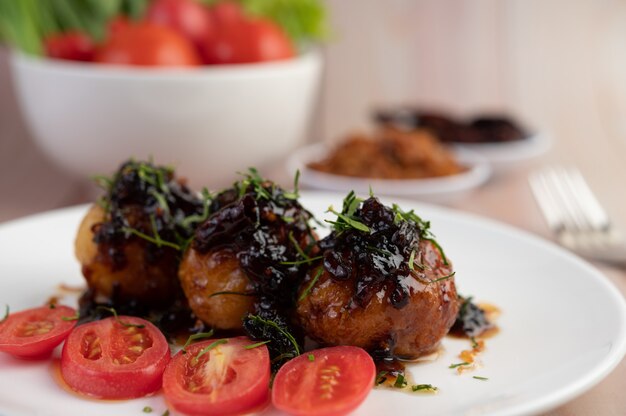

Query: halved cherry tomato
(163, 336), (270, 416)
(146, 0), (213, 49)
(60, 316), (170, 399)
(272, 346), (376, 416)
(95, 22), (200, 67)
(44, 32), (95, 62)
(0, 305), (77, 359)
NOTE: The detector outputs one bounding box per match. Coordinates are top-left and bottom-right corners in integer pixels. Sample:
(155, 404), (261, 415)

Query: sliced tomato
(44, 32), (95, 62)
(163, 336), (270, 416)
(272, 346), (376, 416)
(0, 305), (77, 359)
(60, 316), (170, 399)
(95, 22), (200, 67)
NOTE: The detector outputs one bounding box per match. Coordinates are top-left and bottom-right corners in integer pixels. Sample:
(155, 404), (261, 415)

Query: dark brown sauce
(318, 196), (441, 310)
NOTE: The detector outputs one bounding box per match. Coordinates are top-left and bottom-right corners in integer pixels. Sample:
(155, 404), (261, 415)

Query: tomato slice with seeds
(60, 316), (170, 399)
(0, 305), (77, 359)
(162, 336), (270, 416)
(272, 346), (376, 416)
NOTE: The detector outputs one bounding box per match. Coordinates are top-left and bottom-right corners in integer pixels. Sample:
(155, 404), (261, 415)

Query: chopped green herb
(282, 170), (300, 200)
(424, 237), (449, 266)
(298, 267), (324, 301)
(246, 315), (301, 356)
(193, 339), (228, 364)
(271, 352), (296, 363)
(208, 291), (256, 298)
(181, 188), (213, 230)
(308, 354), (315, 362)
(470, 337), (479, 349)
(375, 371), (388, 385)
(91, 174), (113, 191)
(122, 222), (181, 251)
(142, 406), (153, 413)
(96, 306), (145, 329)
(412, 384), (438, 392)
(61, 311), (80, 321)
(473, 376), (489, 381)
(149, 188), (170, 215)
(325, 207), (370, 233)
(449, 362), (470, 369)
(431, 271), (456, 284)
(393, 373), (408, 388)
(288, 231), (314, 262)
(245, 340), (271, 350)
(324, 191), (370, 233)
(1, 304), (8, 323)
(181, 330), (215, 354)
(280, 256), (323, 266)
(366, 245), (394, 257)
(408, 249), (416, 271)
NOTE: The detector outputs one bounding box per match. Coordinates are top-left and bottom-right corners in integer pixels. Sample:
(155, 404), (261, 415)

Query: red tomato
(95, 22), (200, 67)
(146, 0), (213, 48)
(60, 316), (170, 399)
(0, 305), (77, 359)
(202, 2), (294, 64)
(246, 18), (294, 62)
(163, 337), (270, 416)
(44, 32), (95, 62)
(272, 346), (376, 416)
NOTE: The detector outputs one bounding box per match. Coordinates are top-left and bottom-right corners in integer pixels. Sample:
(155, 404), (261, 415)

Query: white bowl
(286, 143), (492, 203)
(10, 51), (322, 189)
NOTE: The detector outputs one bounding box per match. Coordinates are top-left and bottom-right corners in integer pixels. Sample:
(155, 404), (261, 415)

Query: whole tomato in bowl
(202, 1), (294, 64)
(95, 21), (201, 67)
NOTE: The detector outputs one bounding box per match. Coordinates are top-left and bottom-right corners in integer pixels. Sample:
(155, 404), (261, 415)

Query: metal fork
(529, 167), (626, 265)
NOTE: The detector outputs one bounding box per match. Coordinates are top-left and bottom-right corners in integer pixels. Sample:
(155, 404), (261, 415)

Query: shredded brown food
(308, 128), (465, 179)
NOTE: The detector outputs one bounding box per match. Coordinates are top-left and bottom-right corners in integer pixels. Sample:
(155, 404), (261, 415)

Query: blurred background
(1, 0), (626, 223)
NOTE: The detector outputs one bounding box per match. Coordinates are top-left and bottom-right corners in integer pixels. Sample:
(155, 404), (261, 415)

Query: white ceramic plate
(286, 143), (491, 202)
(453, 132), (552, 171)
(1, 192), (625, 416)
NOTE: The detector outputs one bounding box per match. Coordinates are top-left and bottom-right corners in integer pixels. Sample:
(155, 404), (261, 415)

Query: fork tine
(543, 168), (589, 233)
(550, 167), (592, 232)
(566, 168), (611, 230)
(530, 167), (626, 264)
(529, 172), (564, 232)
